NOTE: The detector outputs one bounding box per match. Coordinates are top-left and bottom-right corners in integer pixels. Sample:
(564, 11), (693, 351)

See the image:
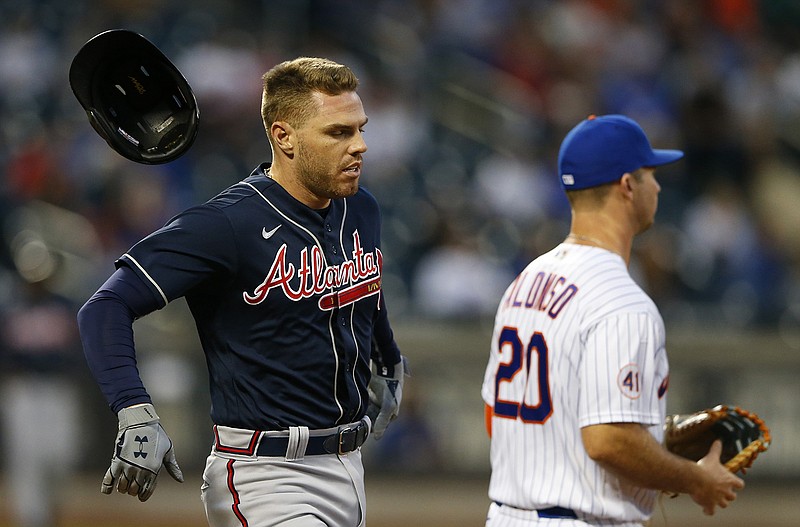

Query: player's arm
(581, 422), (744, 515)
(364, 196), (407, 438)
(77, 265), (183, 500)
(372, 295), (401, 366)
(78, 265), (162, 411)
(370, 196), (400, 370)
(367, 294), (407, 439)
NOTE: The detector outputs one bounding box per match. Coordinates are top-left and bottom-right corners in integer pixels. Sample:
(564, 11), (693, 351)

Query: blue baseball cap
(558, 114), (684, 190)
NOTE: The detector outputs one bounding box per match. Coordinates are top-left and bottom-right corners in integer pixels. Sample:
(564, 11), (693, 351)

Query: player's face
(294, 91), (368, 208)
(632, 167), (660, 233)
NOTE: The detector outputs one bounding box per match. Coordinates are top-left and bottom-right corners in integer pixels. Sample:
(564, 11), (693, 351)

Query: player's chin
(335, 177), (360, 197)
(638, 218), (655, 234)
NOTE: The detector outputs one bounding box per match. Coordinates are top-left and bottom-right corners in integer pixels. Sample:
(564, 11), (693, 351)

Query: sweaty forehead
(308, 91), (367, 126)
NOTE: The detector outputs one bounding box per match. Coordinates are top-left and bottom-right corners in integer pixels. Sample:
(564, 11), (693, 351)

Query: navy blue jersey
(117, 164), (397, 430)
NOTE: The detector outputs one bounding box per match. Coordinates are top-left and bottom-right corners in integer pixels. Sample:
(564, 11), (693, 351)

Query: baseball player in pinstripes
(78, 57), (406, 526)
(481, 115), (744, 526)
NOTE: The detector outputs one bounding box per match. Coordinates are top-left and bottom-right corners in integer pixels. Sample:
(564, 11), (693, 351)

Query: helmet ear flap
(87, 108), (137, 158)
(69, 30), (199, 164)
(87, 109), (111, 143)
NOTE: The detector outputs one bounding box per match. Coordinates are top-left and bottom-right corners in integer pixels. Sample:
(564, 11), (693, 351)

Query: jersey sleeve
(481, 319), (504, 407)
(78, 266), (164, 412)
(371, 295), (401, 367)
(117, 205), (238, 305)
(578, 311), (666, 428)
(361, 187), (401, 367)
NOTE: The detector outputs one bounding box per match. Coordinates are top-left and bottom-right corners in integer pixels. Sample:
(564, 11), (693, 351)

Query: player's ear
(270, 121), (295, 154)
(619, 172), (635, 199)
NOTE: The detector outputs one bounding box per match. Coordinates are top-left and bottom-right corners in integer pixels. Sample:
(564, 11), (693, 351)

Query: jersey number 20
(494, 326), (553, 424)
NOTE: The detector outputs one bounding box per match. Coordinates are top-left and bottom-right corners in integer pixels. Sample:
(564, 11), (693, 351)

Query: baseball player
(481, 115), (744, 526)
(78, 57), (407, 527)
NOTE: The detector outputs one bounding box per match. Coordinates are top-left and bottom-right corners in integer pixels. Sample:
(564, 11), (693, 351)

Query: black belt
(495, 502), (578, 519)
(256, 420), (369, 457)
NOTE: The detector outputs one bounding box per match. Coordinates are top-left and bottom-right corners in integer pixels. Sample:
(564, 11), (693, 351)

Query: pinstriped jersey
(481, 242), (669, 523)
(119, 164), (392, 431)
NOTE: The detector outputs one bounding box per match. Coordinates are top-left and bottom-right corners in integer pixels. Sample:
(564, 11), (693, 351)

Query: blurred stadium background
(1, 0), (800, 526)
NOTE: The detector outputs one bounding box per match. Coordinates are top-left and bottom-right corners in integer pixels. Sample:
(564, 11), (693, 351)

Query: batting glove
(367, 356), (409, 440)
(102, 403), (184, 502)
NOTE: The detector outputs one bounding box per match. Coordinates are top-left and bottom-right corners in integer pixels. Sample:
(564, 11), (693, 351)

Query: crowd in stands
(3, 0), (800, 331)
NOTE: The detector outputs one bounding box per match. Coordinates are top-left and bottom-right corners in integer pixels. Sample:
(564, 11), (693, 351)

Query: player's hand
(691, 440), (745, 515)
(367, 356), (409, 439)
(102, 403), (184, 502)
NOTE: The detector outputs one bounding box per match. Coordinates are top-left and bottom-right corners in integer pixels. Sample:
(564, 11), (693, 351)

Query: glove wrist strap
(382, 357), (409, 379)
(118, 403), (160, 429)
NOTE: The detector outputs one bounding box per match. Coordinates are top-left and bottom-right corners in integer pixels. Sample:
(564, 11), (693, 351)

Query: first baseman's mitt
(664, 405), (771, 474)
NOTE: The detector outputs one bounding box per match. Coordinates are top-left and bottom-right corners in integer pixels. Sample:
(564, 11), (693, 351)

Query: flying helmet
(69, 29), (199, 164)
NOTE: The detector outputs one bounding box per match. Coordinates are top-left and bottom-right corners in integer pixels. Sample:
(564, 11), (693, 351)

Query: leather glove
(665, 404), (770, 474)
(367, 356), (409, 440)
(102, 403), (184, 501)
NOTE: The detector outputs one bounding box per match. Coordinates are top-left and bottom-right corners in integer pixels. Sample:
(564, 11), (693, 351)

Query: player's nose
(350, 131), (367, 154)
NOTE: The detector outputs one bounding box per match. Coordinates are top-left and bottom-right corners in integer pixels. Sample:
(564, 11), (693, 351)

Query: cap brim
(646, 149), (684, 167)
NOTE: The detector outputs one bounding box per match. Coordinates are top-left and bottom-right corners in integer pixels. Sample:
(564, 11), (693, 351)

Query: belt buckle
(337, 424), (357, 455)
(337, 421), (368, 455)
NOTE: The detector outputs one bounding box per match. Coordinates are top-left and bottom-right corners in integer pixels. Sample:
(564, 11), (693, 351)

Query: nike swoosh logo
(262, 225), (282, 239)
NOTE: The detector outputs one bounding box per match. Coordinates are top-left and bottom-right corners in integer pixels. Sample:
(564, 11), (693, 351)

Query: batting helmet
(69, 29), (199, 164)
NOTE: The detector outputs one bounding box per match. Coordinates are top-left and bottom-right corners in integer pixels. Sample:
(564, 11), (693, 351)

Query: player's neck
(566, 216), (632, 265)
(565, 232), (631, 264)
(566, 206), (635, 265)
(267, 168), (331, 210)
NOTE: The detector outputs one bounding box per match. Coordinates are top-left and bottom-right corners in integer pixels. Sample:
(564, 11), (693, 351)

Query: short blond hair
(261, 57), (359, 132)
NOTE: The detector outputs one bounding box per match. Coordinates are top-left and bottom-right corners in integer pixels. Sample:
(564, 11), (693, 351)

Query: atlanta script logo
(243, 231), (382, 311)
